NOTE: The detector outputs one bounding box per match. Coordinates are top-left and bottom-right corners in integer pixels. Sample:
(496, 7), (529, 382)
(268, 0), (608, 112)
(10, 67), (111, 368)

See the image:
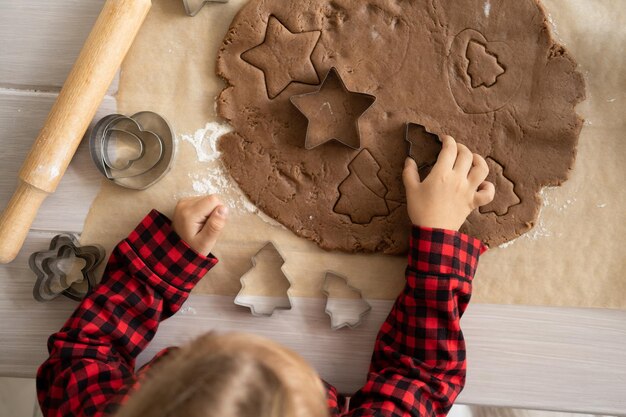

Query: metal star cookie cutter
(290, 67), (377, 150)
(182, 0), (229, 17)
(322, 271), (371, 330)
(29, 234), (105, 302)
(234, 242), (293, 317)
(88, 111), (176, 190)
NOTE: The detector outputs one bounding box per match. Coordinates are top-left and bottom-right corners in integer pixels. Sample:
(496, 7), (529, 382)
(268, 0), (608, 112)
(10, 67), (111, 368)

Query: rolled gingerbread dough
(216, 0), (585, 253)
(79, 0), (626, 309)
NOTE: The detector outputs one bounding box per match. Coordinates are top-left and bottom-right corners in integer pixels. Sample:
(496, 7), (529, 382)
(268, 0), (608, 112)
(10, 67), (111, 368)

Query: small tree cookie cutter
(234, 242), (293, 317)
(88, 111), (176, 190)
(29, 234), (105, 302)
(182, 0), (229, 17)
(405, 122), (442, 179)
(322, 272), (372, 330)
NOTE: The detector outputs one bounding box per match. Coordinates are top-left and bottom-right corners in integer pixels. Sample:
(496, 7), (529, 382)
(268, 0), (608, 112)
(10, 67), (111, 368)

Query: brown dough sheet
(216, 0), (584, 252)
(79, 0), (626, 308)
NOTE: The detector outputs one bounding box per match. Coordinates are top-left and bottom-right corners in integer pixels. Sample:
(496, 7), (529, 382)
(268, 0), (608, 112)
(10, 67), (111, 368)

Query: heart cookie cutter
(29, 234), (105, 302)
(234, 242), (293, 317)
(89, 111), (176, 190)
(182, 0), (229, 17)
(322, 272), (371, 330)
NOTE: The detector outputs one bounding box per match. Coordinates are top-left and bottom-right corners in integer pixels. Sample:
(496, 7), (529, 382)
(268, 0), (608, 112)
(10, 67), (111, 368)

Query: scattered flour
(181, 121), (232, 162)
(180, 122), (285, 229)
(179, 306), (197, 315)
(545, 13), (564, 44)
(483, 0), (491, 18)
(596, 203), (607, 208)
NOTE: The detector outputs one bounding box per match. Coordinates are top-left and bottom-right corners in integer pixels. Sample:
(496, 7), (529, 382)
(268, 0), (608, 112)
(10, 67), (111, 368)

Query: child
(37, 135), (495, 417)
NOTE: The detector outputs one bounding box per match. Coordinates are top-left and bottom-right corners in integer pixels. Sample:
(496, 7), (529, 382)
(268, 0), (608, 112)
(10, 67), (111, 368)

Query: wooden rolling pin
(0, 0), (152, 264)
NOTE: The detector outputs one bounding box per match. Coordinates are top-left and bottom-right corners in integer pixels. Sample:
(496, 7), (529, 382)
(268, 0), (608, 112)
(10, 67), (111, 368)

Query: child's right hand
(172, 195), (229, 256)
(402, 135), (495, 231)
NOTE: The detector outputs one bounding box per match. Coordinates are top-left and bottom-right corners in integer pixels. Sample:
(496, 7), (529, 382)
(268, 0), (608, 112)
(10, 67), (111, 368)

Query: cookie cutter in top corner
(88, 111), (176, 190)
(234, 242), (293, 317)
(322, 271), (371, 330)
(29, 234), (106, 302)
(290, 67), (377, 151)
(183, 0), (229, 17)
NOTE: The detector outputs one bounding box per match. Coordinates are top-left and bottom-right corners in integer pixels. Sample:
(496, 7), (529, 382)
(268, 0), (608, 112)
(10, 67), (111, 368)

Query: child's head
(115, 332), (329, 417)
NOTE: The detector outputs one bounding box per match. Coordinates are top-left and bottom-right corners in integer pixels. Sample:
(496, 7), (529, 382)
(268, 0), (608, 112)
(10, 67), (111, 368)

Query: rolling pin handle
(0, 182), (48, 264)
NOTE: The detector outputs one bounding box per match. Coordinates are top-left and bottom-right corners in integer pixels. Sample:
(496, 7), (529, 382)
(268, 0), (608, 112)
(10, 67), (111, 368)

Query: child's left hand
(172, 196), (229, 256)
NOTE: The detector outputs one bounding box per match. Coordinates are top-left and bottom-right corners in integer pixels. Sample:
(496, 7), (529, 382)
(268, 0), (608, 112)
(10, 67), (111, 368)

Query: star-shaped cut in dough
(242, 16), (321, 99)
(290, 68), (376, 150)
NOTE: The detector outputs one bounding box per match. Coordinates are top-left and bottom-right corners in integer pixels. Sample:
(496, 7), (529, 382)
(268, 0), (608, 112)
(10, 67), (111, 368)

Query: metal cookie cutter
(89, 111), (176, 190)
(290, 67), (377, 150)
(322, 272), (371, 330)
(405, 122), (442, 179)
(234, 242), (293, 317)
(183, 0), (229, 17)
(29, 234), (105, 302)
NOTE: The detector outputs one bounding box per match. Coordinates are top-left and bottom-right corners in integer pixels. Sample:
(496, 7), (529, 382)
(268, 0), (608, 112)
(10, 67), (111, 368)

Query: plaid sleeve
(36, 210), (217, 417)
(346, 226), (485, 417)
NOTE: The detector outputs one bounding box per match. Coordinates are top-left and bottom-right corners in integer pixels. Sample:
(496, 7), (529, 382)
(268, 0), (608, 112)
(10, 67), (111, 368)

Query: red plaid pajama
(37, 210), (485, 417)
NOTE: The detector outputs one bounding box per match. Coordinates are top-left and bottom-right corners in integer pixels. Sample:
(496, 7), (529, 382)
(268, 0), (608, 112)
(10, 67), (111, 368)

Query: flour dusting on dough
(483, 0), (491, 17)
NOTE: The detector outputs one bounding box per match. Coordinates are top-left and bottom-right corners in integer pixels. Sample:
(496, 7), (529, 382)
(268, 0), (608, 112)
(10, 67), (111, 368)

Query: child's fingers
(468, 153), (489, 186)
(453, 143), (473, 175)
(189, 195), (222, 222)
(402, 157), (421, 189)
(474, 181), (496, 208)
(432, 135), (457, 173)
(198, 205), (229, 252)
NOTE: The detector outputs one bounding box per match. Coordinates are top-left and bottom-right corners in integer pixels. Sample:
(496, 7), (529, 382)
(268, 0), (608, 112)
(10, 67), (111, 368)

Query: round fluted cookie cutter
(89, 111), (176, 190)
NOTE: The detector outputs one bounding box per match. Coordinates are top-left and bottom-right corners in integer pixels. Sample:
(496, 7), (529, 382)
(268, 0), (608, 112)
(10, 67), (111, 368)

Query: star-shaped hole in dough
(242, 16), (321, 99)
(290, 68), (376, 150)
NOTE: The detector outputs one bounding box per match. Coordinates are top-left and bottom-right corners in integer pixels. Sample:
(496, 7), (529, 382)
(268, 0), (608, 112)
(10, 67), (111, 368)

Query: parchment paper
(80, 0), (625, 308)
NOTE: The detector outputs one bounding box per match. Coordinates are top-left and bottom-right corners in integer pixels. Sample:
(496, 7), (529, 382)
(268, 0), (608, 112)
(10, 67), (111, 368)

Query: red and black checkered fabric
(37, 210), (217, 417)
(36, 211), (484, 417)
(326, 227), (485, 416)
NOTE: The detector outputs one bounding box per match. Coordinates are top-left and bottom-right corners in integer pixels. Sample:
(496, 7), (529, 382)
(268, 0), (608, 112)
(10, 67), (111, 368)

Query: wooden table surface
(0, 1), (624, 415)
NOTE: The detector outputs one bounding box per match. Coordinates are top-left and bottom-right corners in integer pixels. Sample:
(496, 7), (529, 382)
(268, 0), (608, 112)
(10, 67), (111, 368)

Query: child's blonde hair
(115, 332), (329, 417)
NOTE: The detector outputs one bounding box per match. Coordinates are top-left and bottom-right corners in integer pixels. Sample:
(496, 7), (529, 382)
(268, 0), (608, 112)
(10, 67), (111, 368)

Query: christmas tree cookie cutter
(405, 122), (442, 179)
(234, 242), (293, 317)
(29, 234), (105, 302)
(182, 0), (229, 17)
(322, 272), (371, 330)
(88, 111), (176, 190)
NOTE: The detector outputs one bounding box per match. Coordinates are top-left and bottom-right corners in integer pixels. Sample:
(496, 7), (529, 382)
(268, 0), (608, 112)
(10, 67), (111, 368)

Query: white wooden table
(0, 2), (624, 415)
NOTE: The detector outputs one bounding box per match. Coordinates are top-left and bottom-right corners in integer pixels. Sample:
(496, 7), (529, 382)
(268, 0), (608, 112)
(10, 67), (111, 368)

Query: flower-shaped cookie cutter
(89, 111), (176, 190)
(182, 0), (229, 17)
(234, 242), (293, 317)
(29, 234), (105, 302)
(322, 271), (371, 330)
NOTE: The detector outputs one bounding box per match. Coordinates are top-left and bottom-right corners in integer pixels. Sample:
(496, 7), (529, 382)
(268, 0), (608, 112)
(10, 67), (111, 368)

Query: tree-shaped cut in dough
(334, 149), (389, 224)
(466, 40), (505, 88)
(242, 16), (321, 99)
(480, 158), (521, 216)
(234, 242), (292, 316)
